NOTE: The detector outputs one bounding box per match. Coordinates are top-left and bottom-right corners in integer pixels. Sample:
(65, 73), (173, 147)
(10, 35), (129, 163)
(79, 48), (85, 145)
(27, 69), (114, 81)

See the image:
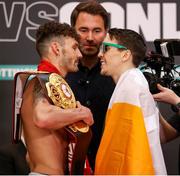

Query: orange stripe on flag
(95, 102), (154, 175)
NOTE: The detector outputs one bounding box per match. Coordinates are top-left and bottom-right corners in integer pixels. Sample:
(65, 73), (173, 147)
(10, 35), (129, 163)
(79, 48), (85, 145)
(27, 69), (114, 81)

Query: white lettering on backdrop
(0, 1), (179, 42)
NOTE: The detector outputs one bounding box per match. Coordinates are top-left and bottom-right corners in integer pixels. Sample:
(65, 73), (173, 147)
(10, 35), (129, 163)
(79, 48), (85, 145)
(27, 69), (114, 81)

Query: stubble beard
(61, 49), (78, 73)
(79, 45), (99, 58)
(100, 67), (106, 75)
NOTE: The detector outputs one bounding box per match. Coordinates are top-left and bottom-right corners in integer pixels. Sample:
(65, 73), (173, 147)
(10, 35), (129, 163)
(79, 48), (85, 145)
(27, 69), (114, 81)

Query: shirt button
(86, 100), (91, 106)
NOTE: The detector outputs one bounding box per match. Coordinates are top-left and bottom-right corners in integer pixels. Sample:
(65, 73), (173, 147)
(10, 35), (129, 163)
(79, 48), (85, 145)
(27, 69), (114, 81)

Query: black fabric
(66, 61), (115, 170)
(0, 141), (30, 175)
(167, 114), (180, 133)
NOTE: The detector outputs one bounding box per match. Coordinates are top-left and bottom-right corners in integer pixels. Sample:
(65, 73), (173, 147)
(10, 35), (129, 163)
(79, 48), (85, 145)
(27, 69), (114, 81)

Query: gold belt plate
(45, 73), (89, 133)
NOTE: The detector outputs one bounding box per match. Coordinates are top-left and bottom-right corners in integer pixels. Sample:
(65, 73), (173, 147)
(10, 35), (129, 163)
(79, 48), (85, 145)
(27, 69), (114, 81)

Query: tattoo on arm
(33, 78), (46, 104)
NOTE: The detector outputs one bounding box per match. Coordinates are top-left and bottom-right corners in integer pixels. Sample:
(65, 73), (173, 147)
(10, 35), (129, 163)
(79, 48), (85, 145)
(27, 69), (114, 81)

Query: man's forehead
(76, 12), (105, 29)
(78, 12), (103, 20)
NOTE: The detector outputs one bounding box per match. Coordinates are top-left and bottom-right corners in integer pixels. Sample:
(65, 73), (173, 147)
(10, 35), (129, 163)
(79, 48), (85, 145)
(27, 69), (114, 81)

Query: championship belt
(44, 73), (89, 133)
(12, 71), (92, 175)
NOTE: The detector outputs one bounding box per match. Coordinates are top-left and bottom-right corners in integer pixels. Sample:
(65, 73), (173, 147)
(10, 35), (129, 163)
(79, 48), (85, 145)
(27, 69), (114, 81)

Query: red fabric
(84, 158), (93, 175)
(37, 59), (61, 74)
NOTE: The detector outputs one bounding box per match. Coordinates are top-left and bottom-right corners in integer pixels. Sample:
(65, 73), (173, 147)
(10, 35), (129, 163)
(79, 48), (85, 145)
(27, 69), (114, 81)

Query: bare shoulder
(23, 77), (47, 105)
(32, 78), (46, 103)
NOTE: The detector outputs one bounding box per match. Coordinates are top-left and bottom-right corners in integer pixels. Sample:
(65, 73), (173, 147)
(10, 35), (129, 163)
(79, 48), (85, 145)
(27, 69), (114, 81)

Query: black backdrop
(0, 0), (180, 174)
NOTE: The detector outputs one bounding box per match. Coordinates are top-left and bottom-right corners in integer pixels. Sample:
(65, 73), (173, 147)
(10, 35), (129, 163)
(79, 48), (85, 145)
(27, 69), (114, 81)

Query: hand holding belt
(44, 73), (89, 133)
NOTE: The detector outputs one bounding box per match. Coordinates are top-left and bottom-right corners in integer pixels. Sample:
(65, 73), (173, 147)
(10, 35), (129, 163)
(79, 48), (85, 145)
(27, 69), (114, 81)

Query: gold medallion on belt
(45, 73), (89, 133)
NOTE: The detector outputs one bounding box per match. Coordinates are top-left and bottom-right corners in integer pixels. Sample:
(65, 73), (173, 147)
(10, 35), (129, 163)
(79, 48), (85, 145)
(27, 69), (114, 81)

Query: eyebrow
(78, 27), (103, 31)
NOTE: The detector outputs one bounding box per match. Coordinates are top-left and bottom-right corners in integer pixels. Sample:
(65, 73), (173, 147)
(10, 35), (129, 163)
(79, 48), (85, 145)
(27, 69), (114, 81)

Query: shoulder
(22, 77), (46, 106)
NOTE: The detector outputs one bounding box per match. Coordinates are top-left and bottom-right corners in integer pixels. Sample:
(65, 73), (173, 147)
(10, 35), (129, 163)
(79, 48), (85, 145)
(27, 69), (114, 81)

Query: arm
(33, 98), (93, 129)
(159, 113), (178, 143)
(153, 84), (180, 106)
(32, 80), (94, 130)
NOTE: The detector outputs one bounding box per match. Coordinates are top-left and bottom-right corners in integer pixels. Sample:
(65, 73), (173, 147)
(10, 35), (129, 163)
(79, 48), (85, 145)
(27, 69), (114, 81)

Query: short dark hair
(36, 21), (79, 57)
(71, 0), (109, 29)
(108, 28), (147, 67)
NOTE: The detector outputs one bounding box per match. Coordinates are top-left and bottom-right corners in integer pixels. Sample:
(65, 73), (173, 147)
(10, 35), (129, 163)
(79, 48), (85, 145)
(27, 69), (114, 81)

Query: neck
(54, 63), (67, 77)
(80, 55), (99, 69)
(112, 64), (135, 84)
(39, 58), (67, 77)
(43, 57), (67, 77)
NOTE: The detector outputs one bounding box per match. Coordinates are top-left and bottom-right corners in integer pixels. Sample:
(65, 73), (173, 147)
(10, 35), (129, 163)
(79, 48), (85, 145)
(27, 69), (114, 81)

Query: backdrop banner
(0, 0), (180, 174)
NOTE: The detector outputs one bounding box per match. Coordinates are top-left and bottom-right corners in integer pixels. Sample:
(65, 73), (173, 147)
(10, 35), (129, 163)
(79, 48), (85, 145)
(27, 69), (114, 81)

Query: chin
(82, 48), (98, 56)
(100, 69), (108, 76)
(72, 67), (79, 72)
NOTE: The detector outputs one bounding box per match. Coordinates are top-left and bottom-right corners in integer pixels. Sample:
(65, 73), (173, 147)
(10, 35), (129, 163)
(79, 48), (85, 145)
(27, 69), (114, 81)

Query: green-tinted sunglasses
(100, 42), (127, 53)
